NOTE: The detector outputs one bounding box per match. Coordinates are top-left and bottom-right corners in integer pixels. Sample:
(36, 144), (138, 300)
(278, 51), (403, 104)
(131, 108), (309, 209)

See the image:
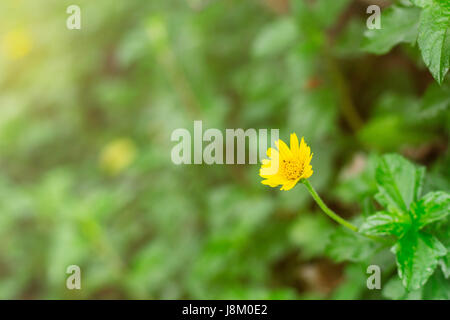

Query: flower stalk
(302, 179), (391, 245)
(301, 179), (358, 232)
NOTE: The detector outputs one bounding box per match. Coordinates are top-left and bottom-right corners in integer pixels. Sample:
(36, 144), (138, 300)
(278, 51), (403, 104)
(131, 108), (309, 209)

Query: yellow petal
(261, 159), (271, 167)
(302, 166), (313, 179)
(261, 174), (286, 187)
(260, 161), (280, 176)
(280, 178), (300, 191)
(276, 139), (292, 159)
(261, 179), (280, 187)
(267, 147), (280, 160)
(299, 137), (312, 161)
(290, 133), (300, 157)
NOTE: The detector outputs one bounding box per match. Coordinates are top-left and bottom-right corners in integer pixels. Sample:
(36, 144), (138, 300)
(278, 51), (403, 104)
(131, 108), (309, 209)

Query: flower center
(281, 159), (303, 180)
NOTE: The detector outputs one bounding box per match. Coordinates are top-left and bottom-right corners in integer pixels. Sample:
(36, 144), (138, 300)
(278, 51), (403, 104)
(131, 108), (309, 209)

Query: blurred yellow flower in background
(100, 138), (137, 176)
(260, 133), (313, 191)
(2, 28), (33, 60)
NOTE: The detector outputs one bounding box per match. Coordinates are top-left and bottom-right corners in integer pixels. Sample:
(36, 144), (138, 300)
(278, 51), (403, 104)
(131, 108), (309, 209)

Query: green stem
(302, 179), (358, 232)
(301, 179), (392, 244)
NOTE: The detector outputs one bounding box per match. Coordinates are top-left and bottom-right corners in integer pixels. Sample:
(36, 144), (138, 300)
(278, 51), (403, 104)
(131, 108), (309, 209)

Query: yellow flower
(100, 138), (137, 176)
(2, 28), (32, 60)
(260, 133), (313, 191)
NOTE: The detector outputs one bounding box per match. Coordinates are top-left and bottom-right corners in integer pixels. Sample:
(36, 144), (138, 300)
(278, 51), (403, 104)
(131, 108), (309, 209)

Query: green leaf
(422, 269), (450, 299)
(419, 82), (450, 118)
(410, 0), (433, 8)
(358, 115), (429, 152)
(363, 5), (421, 54)
(382, 277), (405, 300)
(382, 276), (423, 300)
(375, 154), (425, 213)
(331, 264), (367, 300)
(417, 0), (450, 84)
(434, 219), (450, 278)
(289, 213), (334, 259)
(412, 191), (450, 227)
(393, 230), (447, 290)
(359, 211), (409, 237)
(326, 227), (382, 262)
(439, 255), (450, 278)
(252, 18), (298, 58)
(313, 0), (352, 29)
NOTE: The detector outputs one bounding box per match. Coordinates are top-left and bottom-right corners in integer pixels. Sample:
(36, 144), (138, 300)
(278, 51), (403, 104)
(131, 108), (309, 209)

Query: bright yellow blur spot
(2, 28), (33, 60)
(100, 138), (137, 176)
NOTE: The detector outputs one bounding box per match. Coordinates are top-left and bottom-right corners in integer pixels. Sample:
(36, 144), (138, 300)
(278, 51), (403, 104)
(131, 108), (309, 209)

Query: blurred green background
(0, 0), (448, 299)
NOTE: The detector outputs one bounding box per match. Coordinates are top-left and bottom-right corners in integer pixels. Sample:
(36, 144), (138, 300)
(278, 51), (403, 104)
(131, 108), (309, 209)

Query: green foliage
(359, 154), (449, 291)
(252, 18), (298, 58)
(417, 0), (450, 84)
(326, 227), (382, 262)
(374, 154), (425, 213)
(364, 0), (450, 84)
(290, 213), (334, 259)
(420, 82), (450, 118)
(359, 212), (407, 237)
(393, 230), (446, 290)
(363, 5), (421, 54)
(0, 0), (448, 300)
